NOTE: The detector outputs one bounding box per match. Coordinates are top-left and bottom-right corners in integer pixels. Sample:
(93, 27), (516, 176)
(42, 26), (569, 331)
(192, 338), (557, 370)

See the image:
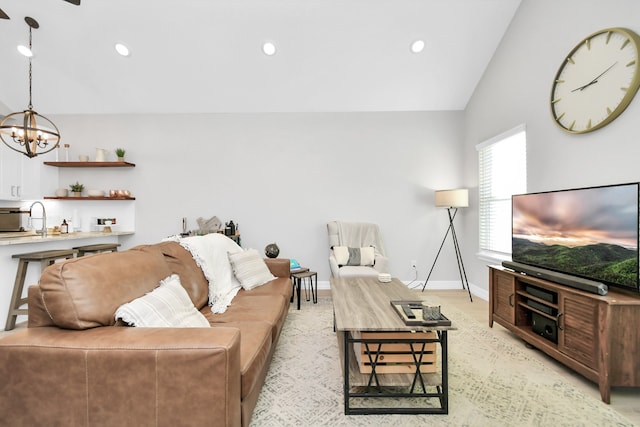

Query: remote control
(402, 304), (416, 319)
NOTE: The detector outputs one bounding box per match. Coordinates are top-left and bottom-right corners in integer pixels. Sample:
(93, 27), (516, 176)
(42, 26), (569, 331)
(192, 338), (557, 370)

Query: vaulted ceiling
(0, 0), (521, 114)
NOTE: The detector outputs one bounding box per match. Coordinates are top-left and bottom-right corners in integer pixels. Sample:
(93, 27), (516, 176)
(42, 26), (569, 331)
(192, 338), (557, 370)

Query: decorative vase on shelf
(95, 148), (107, 162)
(117, 156), (125, 162)
(265, 243), (280, 258)
(73, 192), (82, 197)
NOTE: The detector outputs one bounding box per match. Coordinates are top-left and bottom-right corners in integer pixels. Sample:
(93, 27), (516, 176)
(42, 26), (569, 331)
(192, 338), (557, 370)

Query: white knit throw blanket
(336, 222), (386, 256)
(177, 233), (243, 314)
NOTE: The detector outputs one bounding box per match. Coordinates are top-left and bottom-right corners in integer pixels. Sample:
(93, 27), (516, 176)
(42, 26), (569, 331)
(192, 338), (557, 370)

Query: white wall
(462, 0), (640, 293)
(50, 111), (466, 283)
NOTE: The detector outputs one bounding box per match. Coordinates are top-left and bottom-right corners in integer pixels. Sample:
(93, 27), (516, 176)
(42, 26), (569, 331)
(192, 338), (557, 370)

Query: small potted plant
(69, 181), (84, 197)
(115, 148), (126, 162)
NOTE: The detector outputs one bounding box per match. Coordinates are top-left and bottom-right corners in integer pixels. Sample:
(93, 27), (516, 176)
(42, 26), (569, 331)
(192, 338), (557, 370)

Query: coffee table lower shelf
(337, 330), (449, 415)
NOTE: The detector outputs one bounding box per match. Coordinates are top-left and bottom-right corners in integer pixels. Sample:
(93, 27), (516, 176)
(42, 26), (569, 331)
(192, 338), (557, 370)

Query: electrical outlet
(411, 260), (417, 269)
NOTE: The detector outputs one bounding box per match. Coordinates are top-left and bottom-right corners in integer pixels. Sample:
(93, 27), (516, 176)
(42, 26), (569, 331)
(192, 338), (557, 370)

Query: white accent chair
(327, 221), (389, 278)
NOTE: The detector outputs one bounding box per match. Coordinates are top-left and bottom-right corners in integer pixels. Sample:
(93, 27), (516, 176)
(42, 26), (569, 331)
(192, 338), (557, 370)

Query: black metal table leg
(343, 331), (350, 414)
(441, 330), (449, 413)
(312, 273), (318, 303)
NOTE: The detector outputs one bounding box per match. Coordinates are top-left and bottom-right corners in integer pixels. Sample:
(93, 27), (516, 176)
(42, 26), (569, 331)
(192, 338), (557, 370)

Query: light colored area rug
(250, 297), (634, 426)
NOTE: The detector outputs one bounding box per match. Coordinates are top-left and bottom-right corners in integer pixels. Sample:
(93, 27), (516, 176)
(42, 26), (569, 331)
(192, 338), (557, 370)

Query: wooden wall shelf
(44, 161), (136, 168)
(44, 196), (135, 200)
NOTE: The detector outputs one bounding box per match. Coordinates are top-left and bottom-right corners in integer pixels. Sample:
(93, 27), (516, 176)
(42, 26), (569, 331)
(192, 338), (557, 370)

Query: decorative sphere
(265, 243), (280, 258)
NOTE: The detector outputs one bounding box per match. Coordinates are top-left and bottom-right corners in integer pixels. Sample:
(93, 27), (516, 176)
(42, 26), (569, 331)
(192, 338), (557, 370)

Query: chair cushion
(337, 265), (380, 278)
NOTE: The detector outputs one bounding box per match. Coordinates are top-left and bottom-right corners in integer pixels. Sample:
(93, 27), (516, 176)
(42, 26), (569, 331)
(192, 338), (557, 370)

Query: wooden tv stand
(489, 265), (640, 403)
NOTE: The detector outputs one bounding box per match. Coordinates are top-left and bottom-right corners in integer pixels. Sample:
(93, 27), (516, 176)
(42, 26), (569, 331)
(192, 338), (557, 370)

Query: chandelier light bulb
(17, 45), (33, 57)
(262, 42), (276, 56)
(411, 39), (425, 53)
(115, 43), (130, 57)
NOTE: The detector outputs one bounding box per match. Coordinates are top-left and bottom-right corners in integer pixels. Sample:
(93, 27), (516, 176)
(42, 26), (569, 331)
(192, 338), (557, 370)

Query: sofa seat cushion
(211, 321), (272, 400)
(39, 249), (172, 330)
(235, 277), (292, 302)
(204, 295), (287, 343)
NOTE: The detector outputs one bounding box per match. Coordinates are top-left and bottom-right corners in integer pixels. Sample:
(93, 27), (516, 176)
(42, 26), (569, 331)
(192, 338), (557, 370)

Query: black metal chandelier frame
(0, 17), (61, 158)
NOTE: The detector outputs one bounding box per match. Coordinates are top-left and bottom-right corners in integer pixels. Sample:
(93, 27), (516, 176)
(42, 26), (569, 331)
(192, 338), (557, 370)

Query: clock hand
(571, 62), (618, 92)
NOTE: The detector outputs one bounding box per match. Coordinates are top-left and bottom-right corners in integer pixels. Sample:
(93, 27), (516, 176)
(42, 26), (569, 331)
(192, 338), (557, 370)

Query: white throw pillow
(333, 246), (349, 265)
(228, 249), (276, 291)
(358, 247), (375, 266)
(333, 246), (375, 266)
(115, 274), (210, 327)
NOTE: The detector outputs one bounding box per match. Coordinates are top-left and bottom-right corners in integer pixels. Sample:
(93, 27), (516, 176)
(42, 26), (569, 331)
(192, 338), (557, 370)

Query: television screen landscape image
(512, 183), (639, 291)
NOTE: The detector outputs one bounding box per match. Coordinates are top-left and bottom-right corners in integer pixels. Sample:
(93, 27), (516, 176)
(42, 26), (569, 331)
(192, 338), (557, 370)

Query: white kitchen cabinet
(0, 148), (57, 201)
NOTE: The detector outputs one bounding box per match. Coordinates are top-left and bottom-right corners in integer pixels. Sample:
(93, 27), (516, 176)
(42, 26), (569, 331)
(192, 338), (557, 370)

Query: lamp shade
(434, 189), (469, 208)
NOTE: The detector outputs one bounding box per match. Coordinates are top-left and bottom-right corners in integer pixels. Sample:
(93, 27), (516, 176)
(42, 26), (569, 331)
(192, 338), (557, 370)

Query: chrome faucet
(29, 201), (47, 238)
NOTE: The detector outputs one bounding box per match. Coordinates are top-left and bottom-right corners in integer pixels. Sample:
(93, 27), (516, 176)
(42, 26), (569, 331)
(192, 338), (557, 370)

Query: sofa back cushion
(138, 241), (209, 310)
(39, 249), (171, 330)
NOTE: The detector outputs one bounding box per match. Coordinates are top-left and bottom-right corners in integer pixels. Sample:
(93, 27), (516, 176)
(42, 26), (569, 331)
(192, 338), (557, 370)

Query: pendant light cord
(28, 25), (33, 110)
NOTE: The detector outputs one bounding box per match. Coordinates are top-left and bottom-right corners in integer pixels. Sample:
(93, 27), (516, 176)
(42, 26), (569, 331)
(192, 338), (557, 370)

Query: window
(476, 124), (527, 260)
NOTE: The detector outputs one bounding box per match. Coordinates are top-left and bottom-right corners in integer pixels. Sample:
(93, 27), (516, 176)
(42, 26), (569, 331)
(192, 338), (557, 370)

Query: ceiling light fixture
(262, 41), (276, 56)
(115, 43), (130, 57)
(411, 39), (425, 54)
(0, 17), (60, 158)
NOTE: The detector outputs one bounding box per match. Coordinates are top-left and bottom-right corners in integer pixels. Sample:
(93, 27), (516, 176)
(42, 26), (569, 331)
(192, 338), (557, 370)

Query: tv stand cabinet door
(490, 268), (516, 327)
(558, 291), (599, 370)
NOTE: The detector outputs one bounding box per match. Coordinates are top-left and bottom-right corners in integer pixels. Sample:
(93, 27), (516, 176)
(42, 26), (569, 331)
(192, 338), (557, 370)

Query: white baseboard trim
(316, 279), (488, 301)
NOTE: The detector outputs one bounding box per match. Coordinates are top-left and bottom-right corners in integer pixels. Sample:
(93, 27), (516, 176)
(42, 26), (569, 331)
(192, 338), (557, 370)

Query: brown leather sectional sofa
(0, 241), (293, 427)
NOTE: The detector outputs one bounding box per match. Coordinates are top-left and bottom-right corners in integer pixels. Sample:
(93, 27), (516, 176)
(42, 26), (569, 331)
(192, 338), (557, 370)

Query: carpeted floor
(250, 297), (634, 426)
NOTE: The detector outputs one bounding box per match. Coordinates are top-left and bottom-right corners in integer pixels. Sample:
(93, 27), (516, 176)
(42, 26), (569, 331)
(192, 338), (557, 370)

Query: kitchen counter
(0, 231), (134, 246)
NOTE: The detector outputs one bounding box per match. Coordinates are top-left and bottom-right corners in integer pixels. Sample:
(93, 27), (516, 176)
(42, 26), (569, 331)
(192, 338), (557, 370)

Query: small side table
(290, 267), (308, 308)
(291, 270), (318, 310)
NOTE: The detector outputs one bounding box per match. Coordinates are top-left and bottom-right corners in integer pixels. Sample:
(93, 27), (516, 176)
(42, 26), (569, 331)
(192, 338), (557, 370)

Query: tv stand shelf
(489, 265), (640, 404)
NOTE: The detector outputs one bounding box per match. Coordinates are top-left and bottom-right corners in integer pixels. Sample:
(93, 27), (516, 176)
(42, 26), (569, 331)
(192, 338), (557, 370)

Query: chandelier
(0, 17), (60, 158)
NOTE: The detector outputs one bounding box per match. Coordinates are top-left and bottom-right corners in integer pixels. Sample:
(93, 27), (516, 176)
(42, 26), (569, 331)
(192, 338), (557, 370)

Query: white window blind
(476, 125), (527, 257)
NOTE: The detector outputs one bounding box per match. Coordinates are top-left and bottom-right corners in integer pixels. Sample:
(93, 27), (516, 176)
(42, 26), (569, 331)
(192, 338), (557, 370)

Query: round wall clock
(550, 27), (640, 134)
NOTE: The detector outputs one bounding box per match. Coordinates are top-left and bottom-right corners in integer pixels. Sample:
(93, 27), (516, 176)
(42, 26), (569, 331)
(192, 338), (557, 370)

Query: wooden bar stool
(5, 249), (77, 331)
(73, 243), (120, 257)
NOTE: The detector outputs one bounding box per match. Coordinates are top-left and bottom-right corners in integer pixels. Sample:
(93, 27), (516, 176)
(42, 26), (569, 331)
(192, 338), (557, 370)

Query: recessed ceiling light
(262, 42), (276, 56)
(17, 44), (33, 57)
(410, 40), (425, 54)
(115, 43), (130, 57)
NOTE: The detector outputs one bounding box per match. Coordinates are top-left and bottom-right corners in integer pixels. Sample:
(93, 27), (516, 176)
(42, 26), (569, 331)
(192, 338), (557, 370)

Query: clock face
(551, 28), (640, 134)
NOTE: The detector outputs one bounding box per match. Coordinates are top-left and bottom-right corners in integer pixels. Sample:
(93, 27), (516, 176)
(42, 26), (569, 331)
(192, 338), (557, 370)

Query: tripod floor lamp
(422, 189), (473, 302)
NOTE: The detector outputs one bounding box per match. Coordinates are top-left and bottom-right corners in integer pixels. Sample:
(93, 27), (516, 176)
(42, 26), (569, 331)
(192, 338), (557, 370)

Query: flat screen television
(512, 182), (639, 293)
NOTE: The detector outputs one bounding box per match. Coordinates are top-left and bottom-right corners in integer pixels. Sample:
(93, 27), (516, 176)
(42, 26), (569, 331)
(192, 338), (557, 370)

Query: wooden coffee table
(331, 276), (455, 415)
